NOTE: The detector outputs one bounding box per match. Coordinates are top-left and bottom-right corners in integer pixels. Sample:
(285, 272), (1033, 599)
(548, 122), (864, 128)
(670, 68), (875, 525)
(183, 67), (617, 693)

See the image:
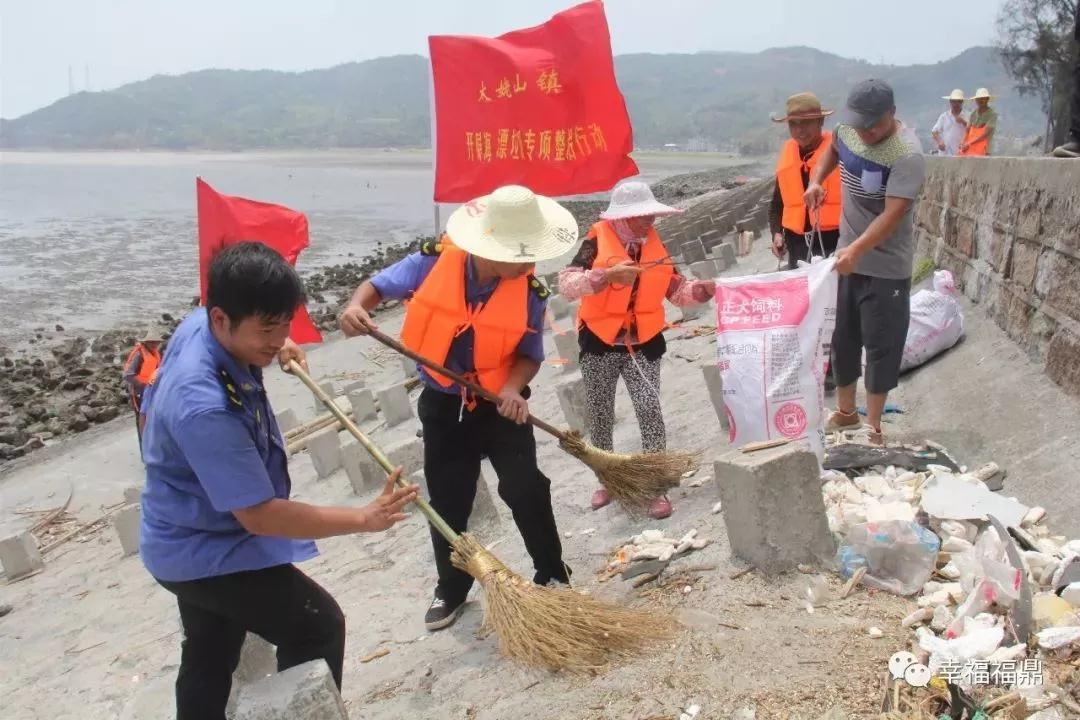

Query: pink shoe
(590, 487), (611, 510)
(648, 496), (673, 520)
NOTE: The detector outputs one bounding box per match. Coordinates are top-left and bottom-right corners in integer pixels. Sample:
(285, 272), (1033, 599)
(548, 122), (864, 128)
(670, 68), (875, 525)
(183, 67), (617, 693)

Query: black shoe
(534, 564), (573, 587)
(1053, 140), (1080, 158)
(424, 592), (465, 631)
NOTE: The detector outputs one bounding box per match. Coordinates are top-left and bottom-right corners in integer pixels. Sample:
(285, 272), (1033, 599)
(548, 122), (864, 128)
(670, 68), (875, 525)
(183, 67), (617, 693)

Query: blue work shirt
(370, 251), (547, 394)
(139, 308), (317, 582)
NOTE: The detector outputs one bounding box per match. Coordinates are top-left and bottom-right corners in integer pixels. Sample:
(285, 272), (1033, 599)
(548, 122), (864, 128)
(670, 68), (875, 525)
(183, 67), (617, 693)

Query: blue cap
(841, 79), (895, 129)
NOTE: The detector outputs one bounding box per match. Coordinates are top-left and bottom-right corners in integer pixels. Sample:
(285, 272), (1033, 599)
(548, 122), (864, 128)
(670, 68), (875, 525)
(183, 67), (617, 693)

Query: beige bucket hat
(142, 328), (164, 342)
(972, 88), (995, 100)
(599, 180), (683, 221)
(446, 185), (579, 263)
(942, 89), (967, 101)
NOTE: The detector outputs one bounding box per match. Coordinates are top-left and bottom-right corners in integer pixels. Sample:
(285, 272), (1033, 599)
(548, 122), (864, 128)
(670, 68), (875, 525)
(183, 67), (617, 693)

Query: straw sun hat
(446, 185), (579, 263)
(942, 89), (967, 101)
(972, 88), (995, 100)
(142, 329), (164, 342)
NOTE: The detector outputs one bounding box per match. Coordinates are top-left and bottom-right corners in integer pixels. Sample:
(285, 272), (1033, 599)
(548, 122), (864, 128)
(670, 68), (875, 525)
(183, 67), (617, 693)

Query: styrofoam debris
(711, 501), (722, 514)
(986, 642), (1028, 663)
(920, 473), (1029, 527)
(679, 703), (701, 720)
(1036, 626), (1080, 650)
(868, 626), (884, 638)
(942, 536), (974, 554)
(931, 604), (954, 632)
(918, 590), (953, 608)
(902, 608), (933, 627)
(1022, 506), (1047, 527)
(1062, 582), (1080, 607)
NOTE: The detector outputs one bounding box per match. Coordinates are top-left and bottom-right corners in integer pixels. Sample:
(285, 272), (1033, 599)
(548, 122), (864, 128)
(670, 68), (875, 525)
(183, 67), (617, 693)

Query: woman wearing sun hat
(959, 88), (997, 156)
(557, 180), (715, 520)
(339, 185), (578, 631)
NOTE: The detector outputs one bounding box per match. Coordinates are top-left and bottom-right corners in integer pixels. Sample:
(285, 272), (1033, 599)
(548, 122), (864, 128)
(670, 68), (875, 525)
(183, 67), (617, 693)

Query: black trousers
(418, 387), (568, 603)
(783, 227), (840, 269)
(157, 564), (346, 720)
(832, 274), (911, 395)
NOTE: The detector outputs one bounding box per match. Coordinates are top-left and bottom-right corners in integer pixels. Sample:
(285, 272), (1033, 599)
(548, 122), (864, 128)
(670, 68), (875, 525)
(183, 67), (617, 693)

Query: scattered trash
(580, 527), (596, 536)
(838, 520), (940, 596)
(360, 647), (390, 664)
(804, 575), (830, 613)
(679, 703), (701, 720)
(868, 626), (884, 638)
(1035, 626), (1080, 650)
(900, 269), (965, 372)
(609, 528), (712, 585)
(711, 501), (722, 514)
(920, 472), (1029, 527)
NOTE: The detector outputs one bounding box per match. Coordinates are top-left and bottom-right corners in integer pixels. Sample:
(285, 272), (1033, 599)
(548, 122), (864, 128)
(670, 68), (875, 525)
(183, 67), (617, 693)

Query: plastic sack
(839, 520), (941, 596)
(713, 258), (837, 461)
(901, 270), (965, 372)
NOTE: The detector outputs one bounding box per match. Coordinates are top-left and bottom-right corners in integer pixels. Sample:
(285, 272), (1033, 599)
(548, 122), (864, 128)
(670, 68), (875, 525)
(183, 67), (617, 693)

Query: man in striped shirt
(804, 79), (925, 444)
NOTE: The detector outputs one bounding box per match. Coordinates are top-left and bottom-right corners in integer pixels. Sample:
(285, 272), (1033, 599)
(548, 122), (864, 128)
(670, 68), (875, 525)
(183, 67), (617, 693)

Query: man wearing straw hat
(931, 89), (969, 156)
(340, 185), (577, 631)
(768, 92), (843, 269)
(959, 88), (998, 156)
(140, 242), (417, 719)
(123, 328), (164, 445)
(557, 180), (714, 520)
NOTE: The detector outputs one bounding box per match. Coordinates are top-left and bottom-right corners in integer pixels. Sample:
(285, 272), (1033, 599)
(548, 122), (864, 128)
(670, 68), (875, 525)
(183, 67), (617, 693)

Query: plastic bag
(713, 258), (837, 461)
(901, 270), (965, 372)
(839, 520), (941, 596)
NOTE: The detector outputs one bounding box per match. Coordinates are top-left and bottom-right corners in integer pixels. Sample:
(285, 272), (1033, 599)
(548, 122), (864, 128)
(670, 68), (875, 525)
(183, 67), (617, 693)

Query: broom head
(559, 431), (699, 514)
(450, 534), (676, 672)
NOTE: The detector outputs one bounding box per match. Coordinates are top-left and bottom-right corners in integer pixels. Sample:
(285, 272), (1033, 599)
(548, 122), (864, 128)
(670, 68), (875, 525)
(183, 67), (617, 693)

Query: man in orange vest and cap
(769, 92), (843, 269)
(339, 185), (578, 631)
(123, 328), (164, 445)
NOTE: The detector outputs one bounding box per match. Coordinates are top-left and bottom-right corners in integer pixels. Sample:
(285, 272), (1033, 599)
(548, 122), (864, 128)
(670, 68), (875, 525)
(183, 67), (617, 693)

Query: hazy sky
(1, 0), (1004, 119)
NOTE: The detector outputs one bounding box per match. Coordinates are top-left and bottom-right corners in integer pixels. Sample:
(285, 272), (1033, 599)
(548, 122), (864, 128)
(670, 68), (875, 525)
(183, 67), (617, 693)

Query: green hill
(0, 47), (1043, 151)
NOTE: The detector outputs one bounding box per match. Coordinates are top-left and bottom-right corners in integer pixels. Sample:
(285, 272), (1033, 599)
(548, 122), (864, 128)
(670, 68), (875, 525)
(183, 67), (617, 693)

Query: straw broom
(362, 327), (699, 514)
(288, 360), (675, 671)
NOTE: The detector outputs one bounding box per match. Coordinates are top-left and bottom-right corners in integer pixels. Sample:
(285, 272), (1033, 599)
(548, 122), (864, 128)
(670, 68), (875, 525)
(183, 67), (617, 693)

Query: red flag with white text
(196, 178), (322, 344)
(428, 1), (638, 202)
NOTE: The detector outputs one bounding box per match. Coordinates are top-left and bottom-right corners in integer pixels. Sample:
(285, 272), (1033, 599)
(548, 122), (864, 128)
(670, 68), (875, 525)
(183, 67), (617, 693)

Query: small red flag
(196, 178), (322, 344)
(428, 0), (638, 202)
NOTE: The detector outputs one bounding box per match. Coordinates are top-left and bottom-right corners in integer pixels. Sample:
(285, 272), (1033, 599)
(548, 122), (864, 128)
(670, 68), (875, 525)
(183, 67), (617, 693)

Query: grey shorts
(831, 273), (911, 394)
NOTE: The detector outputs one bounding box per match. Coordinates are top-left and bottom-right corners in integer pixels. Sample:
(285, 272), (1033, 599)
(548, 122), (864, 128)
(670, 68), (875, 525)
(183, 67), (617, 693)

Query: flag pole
(433, 203), (441, 237)
(427, 41), (440, 239)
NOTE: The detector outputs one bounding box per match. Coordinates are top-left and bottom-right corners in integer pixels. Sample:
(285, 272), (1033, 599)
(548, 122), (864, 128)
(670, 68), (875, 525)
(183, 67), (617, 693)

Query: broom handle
(286, 360), (459, 544)
(364, 327), (570, 441)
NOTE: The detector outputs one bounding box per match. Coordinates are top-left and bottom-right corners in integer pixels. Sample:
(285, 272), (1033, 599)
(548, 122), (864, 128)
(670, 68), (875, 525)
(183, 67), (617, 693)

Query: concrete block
(714, 443), (836, 574)
(0, 531), (43, 580)
(347, 387), (378, 423)
(306, 427), (342, 479)
(376, 383), (413, 427)
(712, 242), (737, 270)
(699, 229), (723, 250)
(123, 486), (142, 505)
(681, 239), (707, 263)
(234, 659), (346, 720)
(549, 294), (573, 320)
(400, 356), (417, 380)
(113, 505), (141, 557)
(555, 373), (587, 434)
(311, 381), (336, 415)
(274, 408), (301, 434)
(470, 465), (501, 530)
(553, 331), (580, 372)
(700, 363), (730, 432)
(227, 633), (277, 716)
(689, 259), (719, 280)
(342, 440), (382, 494)
(385, 435), (424, 476)
(342, 380), (366, 395)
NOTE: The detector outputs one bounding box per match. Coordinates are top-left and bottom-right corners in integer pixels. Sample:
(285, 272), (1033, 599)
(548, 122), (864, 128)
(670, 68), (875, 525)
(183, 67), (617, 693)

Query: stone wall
(915, 157), (1080, 397)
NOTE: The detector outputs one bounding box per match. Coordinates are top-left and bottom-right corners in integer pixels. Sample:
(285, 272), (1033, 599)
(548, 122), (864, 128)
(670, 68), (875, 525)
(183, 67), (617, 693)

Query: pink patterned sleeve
(666, 273), (715, 307)
(557, 267), (607, 300)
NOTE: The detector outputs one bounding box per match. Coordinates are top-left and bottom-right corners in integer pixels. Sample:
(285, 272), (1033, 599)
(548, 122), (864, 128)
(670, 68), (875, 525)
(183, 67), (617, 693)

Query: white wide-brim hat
(942, 89), (966, 101)
(600, 180), (683, 221)
(972, 88), (995, 100)
(446, 185), (579, 263)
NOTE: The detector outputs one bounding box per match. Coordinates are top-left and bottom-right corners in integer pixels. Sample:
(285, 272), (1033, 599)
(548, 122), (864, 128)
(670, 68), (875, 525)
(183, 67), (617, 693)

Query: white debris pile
(609, 529), (711, 566)
(822, 456), (1080, 692)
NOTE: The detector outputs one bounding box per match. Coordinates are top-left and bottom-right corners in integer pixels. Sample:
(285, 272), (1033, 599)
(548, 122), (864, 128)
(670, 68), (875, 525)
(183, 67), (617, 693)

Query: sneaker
(590, 487), (612, 510)
(647, 496), (673, 520)
(1052, 140), (1080, 158)
(826, 409), (861, 432)
(424, 592), (465, 632)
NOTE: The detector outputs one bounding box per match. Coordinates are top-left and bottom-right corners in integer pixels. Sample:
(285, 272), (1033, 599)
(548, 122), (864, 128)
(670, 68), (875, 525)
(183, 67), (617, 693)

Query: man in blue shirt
(141, 242), (417, 720)
(339, 185), (579, 631)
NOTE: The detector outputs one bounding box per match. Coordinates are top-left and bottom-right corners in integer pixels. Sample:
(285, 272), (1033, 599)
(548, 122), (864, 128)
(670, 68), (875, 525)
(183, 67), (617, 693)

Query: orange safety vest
(399, 239), (529, 396)
(124, 344), (161, 386)
(577, 221), (674, 346)
(776, 132), (842, 234)
(958, 124), (990, 156)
